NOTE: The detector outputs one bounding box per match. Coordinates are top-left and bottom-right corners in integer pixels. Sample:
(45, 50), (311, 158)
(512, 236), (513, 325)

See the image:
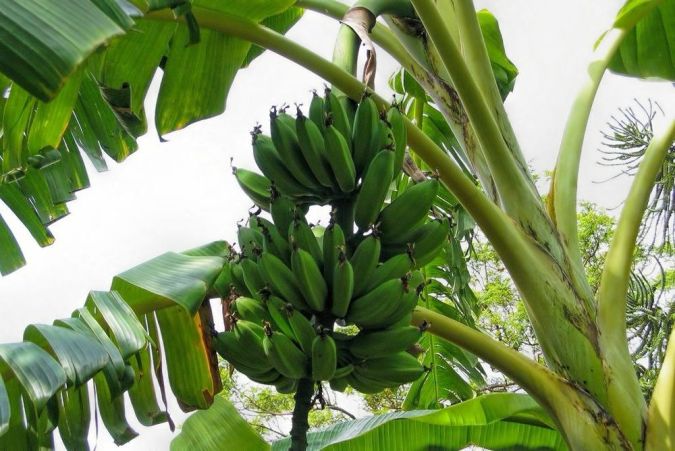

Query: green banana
(266, 296), (296, 338)
(330, 250), (354, 318)
(351, 95), (379, 174)
(270, 107), (321, 190)
(274, 377), (299, 394)
(356, 352), (424, 384)
(237, 226), (263, 259)
(270, 192), (296, 240)
(291, 247), (327, 312)
(309, 91), (326, 132)
(324, 88), (352, 146)
(257, 217), (291, 265)
(296, 108), (335, 189)
(240, 258), (266, 299)
(311, 333), (337, 381)
(380, 275), (423, 327)
(232, 296), (270, 324)
(378, 178), (439, 242)
(214, 331), (273, 373)
(350, 325), (425, 359)
(345, 372), (390, 394)
(289, 217), (323, 267)
(233, 320), (268, 362)
(286, 307), (317, 355)
(350, 235), (381, 297)
(354, 149), (395, 230)
(258, 252), (307, 311)
(252, 132), (312, 198)
(346, 277), (406, 329)
(364, 253), (413, 293)
(408, 217), (449, 267)
(322, 221), (345, 287)
(329, 376), (349, 392)
(246, 368), (284, 385)
(263, 325), (309, 379)
(323, 123), (356, 193)
(333, 363), (354, 379)
(230, 262), (252, 297)
(386, 106), (407, 176)
(213, 262), (234, 298)
(233, 167), (271, 211)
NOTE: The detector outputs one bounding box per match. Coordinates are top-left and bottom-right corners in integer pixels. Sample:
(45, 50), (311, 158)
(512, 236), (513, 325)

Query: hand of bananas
(221, 90), (449, 395)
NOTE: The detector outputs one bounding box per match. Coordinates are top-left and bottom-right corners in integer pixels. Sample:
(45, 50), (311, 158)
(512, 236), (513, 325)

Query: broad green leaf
(155, 26), (251, 135)
(0, 213), (25, 275)
(242, 7), (305, 67)
(202, 0), (296, 21)
(59, 132), (91, 192)
(0, 379), (30, 449)
(609, 0), (675, 80)
(272, 394), (565, 451)
(23, 324), (109, 387)
(1, 85), (35, 171)
(0, 1), (127, 101)
(93, 372), (138, 446)
(614, 0), (664, 28)
(146, 312), (173, 426)
(181, 240), (231, 257)
(0, 343), (66, 413)
(68, 310), (127, 396)
(156, 306), (219, 411)
(90, 0), (140, 29)
(111, 252), (224, 315)
(102, 19), (176, 115)
(128, 340), (170, 427)
(0, 378), (8, 436)
(57, 385), (91, 451)
(155, 0), (297, 135)
(26, 70), (83, 155)
(85, 291), (147, 360)
(74, 72), (137, 163)
(16, 168), (69, 225)
(476, 10), (519, 100)
(404, 334), (475, 409)
(171, 396), (270, 451)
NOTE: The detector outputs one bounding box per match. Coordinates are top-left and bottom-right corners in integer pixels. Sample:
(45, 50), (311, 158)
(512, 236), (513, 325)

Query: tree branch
(325, 404), (356, 420)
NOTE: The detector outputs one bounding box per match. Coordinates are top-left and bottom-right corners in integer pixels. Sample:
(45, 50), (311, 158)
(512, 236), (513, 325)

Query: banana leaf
(272, 393), (565, 451)
(0, 246), (227, 448)
(171, 396), (270, 451)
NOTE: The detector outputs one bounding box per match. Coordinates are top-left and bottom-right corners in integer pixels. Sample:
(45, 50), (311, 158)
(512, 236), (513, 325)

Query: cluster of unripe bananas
(220, 89), (448, 395)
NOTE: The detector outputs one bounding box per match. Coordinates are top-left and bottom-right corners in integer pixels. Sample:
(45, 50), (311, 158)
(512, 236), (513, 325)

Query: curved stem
(289, 378), (314, 451)
(454, 0), (528, 173)
(410, 0), (539, 218)
(550, 28), (627, 272)
(411, 307), (552, 400)
(596, 119), (674, 447)
(412, 306), (631, 450)
(598, 118), (675, 346)
(646, 327), (675, 450)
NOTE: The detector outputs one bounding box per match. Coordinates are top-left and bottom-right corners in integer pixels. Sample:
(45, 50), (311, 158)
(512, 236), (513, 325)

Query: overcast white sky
(0, 1), (673, 449)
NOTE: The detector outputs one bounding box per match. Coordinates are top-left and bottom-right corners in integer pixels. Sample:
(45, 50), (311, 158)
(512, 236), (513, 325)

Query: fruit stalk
(289, 378), (314, 451)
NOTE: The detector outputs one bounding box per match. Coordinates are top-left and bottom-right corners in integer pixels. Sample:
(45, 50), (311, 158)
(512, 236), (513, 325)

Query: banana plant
(0, 0), (674, 450)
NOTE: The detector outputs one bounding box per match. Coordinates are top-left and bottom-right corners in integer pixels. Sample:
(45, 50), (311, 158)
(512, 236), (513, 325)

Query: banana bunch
(236, 88), (407, 207)
(217, 91), (456, 396)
